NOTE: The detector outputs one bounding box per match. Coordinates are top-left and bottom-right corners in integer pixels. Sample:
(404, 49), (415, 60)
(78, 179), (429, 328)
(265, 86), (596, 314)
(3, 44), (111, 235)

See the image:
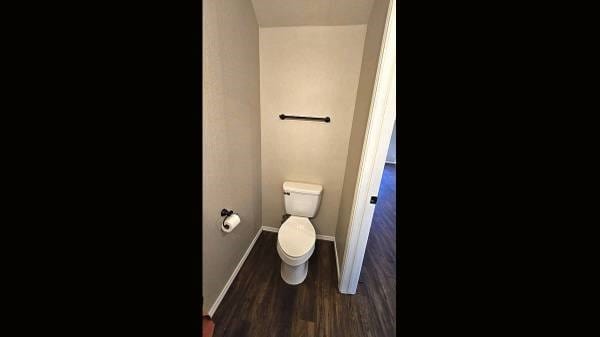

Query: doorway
(354, 125), (396, 332)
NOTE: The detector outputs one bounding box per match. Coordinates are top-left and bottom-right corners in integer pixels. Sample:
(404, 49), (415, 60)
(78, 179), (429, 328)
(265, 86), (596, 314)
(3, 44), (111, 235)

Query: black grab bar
(279, 114), (330, 123)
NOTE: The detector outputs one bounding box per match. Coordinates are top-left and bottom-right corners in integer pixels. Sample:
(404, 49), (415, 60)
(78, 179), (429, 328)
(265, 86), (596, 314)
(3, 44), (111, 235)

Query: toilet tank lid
(283, 181), (323, 195)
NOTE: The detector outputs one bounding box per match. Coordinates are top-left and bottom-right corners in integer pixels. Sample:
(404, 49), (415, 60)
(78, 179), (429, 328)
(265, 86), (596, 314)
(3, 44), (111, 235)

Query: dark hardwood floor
(212, 164), (396, 337)
(356, 163), (396, 335)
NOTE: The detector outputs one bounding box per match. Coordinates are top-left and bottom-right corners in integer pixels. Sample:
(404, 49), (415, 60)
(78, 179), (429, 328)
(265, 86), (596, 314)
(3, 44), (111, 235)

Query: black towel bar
(279, 114), (330, 123)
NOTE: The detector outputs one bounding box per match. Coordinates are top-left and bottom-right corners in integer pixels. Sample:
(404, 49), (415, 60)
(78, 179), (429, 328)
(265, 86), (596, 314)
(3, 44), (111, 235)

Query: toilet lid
(278, 216), (316, 257)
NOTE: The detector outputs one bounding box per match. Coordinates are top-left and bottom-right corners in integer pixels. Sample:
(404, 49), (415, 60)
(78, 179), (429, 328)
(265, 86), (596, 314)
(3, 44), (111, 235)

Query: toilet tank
(283, 181), (323, 218)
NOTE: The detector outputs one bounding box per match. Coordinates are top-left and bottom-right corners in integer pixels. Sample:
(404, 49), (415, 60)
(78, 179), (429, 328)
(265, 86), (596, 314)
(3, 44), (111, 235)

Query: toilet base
(280, 261), (308, 285)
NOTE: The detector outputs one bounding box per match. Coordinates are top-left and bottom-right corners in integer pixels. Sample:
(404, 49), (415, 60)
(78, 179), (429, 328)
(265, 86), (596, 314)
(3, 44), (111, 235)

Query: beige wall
(202, 0), (261, 313)
(260, 25), (366, 236)
(335, 0), (390, 266)
(251, 0), (374, 27)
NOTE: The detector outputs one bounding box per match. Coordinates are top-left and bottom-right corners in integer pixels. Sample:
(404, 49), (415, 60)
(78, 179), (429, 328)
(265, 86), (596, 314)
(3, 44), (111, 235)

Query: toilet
(277, 181), (322, 285)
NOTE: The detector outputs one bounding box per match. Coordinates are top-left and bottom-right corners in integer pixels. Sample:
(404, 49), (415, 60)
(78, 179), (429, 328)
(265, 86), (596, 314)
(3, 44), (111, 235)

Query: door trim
(338, 0), (396, 294)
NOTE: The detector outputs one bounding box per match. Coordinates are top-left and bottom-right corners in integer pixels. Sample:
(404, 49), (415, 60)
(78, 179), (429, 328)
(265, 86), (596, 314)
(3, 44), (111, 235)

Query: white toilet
(277, 181), (323, 285)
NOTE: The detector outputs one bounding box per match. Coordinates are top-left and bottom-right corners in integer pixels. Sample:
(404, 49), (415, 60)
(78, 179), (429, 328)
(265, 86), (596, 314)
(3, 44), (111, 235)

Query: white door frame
(338, 0), (396, 294)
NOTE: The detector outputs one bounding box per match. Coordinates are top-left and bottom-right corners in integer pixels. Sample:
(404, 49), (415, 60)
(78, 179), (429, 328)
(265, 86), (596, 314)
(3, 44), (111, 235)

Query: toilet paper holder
(221, 209), (236, 229)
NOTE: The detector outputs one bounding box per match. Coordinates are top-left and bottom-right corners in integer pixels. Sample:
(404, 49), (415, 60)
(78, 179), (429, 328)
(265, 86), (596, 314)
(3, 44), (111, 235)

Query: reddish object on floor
(202, 316), (215, 337)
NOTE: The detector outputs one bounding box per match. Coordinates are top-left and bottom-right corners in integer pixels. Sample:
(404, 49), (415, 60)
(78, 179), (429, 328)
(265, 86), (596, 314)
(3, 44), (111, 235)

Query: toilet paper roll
(221, 214), (240, 233)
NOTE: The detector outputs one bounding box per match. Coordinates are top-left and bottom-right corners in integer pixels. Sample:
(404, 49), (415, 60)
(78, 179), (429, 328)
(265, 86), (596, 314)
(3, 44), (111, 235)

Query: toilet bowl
(277, 181), (322, 285)
(277, 216), (316, 285)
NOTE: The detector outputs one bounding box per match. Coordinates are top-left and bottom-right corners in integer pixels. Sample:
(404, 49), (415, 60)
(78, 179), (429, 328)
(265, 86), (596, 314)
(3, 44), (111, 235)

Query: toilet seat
(278, 216), (316, 259)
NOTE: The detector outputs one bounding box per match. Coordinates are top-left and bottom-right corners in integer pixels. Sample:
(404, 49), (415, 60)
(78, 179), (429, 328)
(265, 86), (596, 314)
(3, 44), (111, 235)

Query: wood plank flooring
(212, 164), (396, 337)
(356, 163), (396, 335)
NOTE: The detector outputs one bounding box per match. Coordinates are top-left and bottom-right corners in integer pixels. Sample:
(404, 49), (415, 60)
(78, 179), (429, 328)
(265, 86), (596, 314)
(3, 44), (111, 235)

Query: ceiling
(250, 0), (375, 27)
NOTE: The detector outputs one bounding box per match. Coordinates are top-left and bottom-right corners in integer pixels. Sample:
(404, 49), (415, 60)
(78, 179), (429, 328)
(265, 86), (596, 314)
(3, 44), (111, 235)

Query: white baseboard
(316, 234), (335, 241)
(262, 226), (334, 242)
(208, 226), (262, 317)
(333, 239), (340, 281)
(208, 225), (336, 317)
